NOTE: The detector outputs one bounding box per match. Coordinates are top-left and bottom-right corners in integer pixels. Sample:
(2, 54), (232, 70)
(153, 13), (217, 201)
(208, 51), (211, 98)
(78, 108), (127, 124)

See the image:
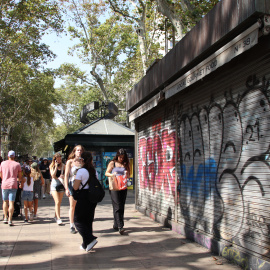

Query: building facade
(126, 1), (270, 269)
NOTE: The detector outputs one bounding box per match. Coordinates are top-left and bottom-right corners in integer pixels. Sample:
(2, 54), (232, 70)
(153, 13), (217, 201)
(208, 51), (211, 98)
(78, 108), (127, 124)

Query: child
(21, 168), (34, 222)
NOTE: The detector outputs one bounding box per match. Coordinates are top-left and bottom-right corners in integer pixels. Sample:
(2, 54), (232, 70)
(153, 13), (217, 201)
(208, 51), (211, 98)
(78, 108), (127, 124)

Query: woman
(73, 151), (98, 252)
(31, 162), (45, 219)
(21, 168), (34, 222)
(105, 148), (130, 235)
(64, 145), (84, 234)
(39, 158), (51, 198)
(49, 153), (65, 225)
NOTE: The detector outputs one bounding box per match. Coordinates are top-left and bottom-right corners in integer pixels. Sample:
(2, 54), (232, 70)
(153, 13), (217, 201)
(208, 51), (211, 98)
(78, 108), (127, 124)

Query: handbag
(116, 175), (128, 190)
(109, 175), (119, 191)
(73, 171), (105, 203)
(56, 165), (65, 192)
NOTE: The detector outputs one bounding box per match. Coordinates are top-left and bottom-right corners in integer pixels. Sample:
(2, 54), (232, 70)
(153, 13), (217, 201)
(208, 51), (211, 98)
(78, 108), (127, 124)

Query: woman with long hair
(21, 168), (34, 222)
(105, 148), (130, 235)
(31, 162), (45, 219)
(73, 151), (98, 252)
(39, 158), (51, 198)
(64, 145), (84, 234)
(49, 153), (65, 225)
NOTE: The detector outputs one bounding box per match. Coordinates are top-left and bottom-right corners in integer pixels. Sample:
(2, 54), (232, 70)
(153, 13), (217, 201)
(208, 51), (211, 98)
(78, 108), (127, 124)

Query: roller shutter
(136, 51), (270, 259)
(176, 53), (270, 257)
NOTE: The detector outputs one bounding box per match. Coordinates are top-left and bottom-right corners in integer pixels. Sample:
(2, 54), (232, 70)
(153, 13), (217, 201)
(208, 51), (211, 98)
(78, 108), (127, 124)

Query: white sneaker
(29, 213), (33, 221)
(57, 219), (63, 225)
(86, 239), (98, 252)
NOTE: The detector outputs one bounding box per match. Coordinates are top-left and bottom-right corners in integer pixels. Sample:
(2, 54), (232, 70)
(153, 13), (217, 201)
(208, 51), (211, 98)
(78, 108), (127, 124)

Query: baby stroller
(13, 187), (23, 219)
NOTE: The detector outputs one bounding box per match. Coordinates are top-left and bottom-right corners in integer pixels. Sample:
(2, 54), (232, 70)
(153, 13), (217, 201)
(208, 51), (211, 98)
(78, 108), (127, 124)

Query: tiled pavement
(0, 190), (240, 270)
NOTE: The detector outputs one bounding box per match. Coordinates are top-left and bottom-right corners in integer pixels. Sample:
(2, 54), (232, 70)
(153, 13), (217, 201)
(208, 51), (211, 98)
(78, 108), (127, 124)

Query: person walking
(64, 145), (84, 234)
(0, 150), (22, 226)
(49, 153), (65, 225)
(39, 158), (51, 198)
(31, 162), (44, 219)
(73, 151), (98, 252)
(105, 148), (130, 235)
(21, 168), (34, 222)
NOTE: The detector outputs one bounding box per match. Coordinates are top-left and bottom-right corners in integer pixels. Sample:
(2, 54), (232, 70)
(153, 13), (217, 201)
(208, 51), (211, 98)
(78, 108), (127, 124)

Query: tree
(58, 0), (142, 122)
(0, 0), (63, 156)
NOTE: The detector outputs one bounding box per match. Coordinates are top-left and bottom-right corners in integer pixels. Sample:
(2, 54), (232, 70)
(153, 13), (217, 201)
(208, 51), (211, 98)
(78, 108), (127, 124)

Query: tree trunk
(155, 0), (184, 40)
(136, 19), (148, 75)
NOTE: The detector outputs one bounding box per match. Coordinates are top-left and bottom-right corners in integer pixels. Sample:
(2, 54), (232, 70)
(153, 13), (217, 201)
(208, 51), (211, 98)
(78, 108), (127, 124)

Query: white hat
(8, 150), (15, 157)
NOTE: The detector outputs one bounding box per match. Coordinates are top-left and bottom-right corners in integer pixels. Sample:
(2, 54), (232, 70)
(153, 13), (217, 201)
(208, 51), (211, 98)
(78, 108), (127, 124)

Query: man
(0, 150), (22, 226)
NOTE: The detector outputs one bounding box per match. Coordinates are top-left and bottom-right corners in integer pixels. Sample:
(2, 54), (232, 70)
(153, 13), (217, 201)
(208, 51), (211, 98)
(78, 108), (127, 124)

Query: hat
(8, 150), (15, 157)
(31, 162), (38, 169)
(43, 158), (48, 161)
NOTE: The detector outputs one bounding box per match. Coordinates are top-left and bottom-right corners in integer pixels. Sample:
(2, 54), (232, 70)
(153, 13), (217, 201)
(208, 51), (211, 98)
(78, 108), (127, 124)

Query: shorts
(22, 191), (33, 202)
(51, 179), (65, 193)
(2, 189), (17, 201)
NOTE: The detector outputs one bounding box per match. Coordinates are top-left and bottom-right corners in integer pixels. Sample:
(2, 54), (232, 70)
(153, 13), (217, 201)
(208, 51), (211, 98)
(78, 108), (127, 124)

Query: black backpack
(73, 172), (105, 203)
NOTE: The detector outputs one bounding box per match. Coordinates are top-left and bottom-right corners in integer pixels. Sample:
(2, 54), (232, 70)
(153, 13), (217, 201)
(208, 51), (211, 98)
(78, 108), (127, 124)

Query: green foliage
(0, 0), (63, 157)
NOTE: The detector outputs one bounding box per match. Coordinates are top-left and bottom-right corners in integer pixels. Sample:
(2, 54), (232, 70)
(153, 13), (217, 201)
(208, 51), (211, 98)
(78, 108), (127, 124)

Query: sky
(42, 31), (89, 87)
(42, 31), (89, 125)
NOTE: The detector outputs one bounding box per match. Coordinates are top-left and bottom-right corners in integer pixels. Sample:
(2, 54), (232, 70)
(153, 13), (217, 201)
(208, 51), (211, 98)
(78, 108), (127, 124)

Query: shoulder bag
(56, 165), (65, 192)
(73, 170), (105, 203)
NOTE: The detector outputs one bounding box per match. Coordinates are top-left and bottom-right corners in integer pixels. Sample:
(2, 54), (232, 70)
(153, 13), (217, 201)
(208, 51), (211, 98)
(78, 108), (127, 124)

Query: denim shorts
(2, 189), (17, 201)
(51, 179), (65, 193)
(22, 191), (33, 201)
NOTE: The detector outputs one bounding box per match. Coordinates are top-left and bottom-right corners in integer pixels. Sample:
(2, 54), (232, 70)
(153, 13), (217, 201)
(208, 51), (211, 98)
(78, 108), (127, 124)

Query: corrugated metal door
(137, 102), (177, 220)
(176, 53), (270, 258)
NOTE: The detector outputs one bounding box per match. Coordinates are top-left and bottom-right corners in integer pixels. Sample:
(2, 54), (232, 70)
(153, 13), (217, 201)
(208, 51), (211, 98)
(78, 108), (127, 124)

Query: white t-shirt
(75, 168), (90, 189)
(23, 177), (34, 192)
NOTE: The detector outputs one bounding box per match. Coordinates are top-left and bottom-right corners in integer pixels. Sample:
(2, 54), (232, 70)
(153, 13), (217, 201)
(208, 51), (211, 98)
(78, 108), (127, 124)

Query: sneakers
(8, 221), (14, 226)
(57, 219), (63, 225)
(3, 218), (8, 224)
(29, 213), (34, 221)
(70, 227), (76, 234)
(33, 214), (38, 219)
(24, 219), (28, 223)
(86, 239), (98, 252)
(119, 227), (125, 235)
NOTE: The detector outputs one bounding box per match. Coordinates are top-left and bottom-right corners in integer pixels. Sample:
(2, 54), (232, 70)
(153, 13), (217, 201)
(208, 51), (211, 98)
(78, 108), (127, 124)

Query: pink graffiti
(138, 128), (176, 198)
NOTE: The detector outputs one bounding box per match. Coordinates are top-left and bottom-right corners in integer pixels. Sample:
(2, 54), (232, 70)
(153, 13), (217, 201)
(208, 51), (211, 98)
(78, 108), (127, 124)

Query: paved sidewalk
(0, 190), (240, 270)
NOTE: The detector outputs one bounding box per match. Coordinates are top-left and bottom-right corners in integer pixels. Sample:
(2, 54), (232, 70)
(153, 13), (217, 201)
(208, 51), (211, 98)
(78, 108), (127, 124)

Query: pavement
(0, 190), (241, 270)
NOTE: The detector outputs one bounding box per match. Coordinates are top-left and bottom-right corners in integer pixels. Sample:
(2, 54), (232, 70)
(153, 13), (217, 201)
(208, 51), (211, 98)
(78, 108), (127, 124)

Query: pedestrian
(21, 168), (34, 223)
(49, 153), (65, 225)
(31, 162), (44, 219)
(105, 148), (130, 235)
(73, 151), (98, 252)
(64, 145), (84, 234)
(39, 158), (51, 199)
(0, 150), (22, 226)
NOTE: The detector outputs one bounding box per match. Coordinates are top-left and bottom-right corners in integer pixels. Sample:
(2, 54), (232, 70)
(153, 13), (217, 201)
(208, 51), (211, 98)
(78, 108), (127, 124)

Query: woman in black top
(39, 158), (51, 198)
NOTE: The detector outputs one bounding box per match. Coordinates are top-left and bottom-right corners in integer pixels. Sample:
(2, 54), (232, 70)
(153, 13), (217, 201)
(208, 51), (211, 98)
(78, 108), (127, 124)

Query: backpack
(73, 171), (105, 203)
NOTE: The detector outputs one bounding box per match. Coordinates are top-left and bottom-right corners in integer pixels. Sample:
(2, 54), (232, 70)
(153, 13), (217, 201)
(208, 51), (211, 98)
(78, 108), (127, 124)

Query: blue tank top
(112, 166), (125, 176)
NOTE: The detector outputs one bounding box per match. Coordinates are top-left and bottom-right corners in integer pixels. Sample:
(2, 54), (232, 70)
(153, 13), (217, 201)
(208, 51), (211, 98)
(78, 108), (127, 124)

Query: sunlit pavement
(0, 190), (240, 270)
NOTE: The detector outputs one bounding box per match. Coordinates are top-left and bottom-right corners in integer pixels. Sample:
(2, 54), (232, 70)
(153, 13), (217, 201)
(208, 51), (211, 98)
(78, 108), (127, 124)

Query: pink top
(0, 160), (22, 189)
